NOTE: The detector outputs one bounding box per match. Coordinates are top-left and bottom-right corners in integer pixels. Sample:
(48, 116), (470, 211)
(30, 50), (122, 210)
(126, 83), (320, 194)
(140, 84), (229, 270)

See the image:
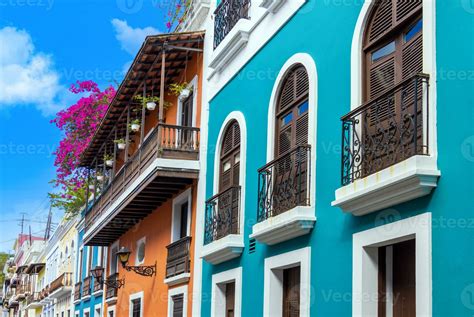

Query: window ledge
(332, 155), (440, 216)
(92, 290), (103, 297)
(250, 206), (316, 245)
(208, 19), (253, 78)
(81, 295), (91, 302)
(164, 273), (191, 287)
(201, 234), (244, 265)
(105, 297), (117, 305)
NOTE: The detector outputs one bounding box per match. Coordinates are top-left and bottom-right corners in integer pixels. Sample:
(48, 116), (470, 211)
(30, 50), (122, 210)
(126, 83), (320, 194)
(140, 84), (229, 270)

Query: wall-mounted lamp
(116, 246), (156, 277)
(90, 266), (124, 289)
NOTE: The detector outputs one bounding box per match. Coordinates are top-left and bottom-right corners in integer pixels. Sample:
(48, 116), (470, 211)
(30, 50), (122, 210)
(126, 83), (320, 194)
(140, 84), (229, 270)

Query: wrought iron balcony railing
(74, 282), (81, 301)
(82, 276), (91, 297)
(214, 0), (251, 48)
(85, 124), (200, 232)
(204, 186), (241, 245)
(257, 145), (311, 222)
(166, 236), (192, 278)
(340, 74), (429, 186)
(49, 272), (72, 294)
(105, 274), (119, 299)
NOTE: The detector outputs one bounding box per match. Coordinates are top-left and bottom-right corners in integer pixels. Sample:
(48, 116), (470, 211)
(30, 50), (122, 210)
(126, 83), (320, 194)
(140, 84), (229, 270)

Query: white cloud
(0, 26), (65, 116)
(111, 19), (160, 56)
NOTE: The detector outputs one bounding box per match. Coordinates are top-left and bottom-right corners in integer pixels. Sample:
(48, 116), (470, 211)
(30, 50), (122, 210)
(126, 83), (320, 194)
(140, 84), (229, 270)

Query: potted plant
(114, 138), (126, 150)
(130, 119), (141, 132)
(88, 184), (95, 191)
(96, 172), (104, 182)
(134, 95), (161, 111)
(104, 154), (114, 167)
(169, 82), (192, 100)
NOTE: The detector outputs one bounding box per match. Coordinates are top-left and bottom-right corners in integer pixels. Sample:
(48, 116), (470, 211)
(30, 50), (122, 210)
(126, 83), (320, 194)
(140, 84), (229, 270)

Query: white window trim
(83, 308), (91, 317)
(75, 311), (79, 317)
(106, 306), (116, 317)
(76, 246), (84, 283)
(94, 303), (102, 317)
(211, 267), (242, 317)
(109, 240), (120, 276)
(176, 75), (199, 127)
(129, 291), (144, 317)
(135, 237), (146, 266)
(212, 111), (247, 236)
(167, 285), (188, 317)
(171, 188), (192, 242)
(85, 247), (91, 276)
(263, 247), (311, 316)
(353, 212), (432, 317)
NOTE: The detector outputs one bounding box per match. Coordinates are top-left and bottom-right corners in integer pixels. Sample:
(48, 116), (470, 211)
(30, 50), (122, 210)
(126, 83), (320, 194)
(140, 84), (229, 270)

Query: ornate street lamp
(90, 266), (125, 289)
(116, 246), (156, 277)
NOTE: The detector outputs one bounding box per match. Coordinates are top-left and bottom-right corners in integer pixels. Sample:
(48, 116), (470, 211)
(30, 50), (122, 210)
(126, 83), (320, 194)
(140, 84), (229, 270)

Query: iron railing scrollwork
(340, 74), (429, 185)
(204, 186), (241, 245)
(214, 0), (251, 48)
(166, 236), (191, 278)
(257, 145), (311, 222)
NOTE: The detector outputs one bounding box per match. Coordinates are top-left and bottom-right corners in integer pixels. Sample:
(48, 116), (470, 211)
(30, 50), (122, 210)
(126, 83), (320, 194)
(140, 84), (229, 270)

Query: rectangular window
(95, 307), (101, 317)
(84, 312), (90, 317)
(225, 282), (235, 317)
(132, 298), (141, 317)
(283, 267), (301, 317)
(172, 294), (184, 317)
(179, 202), (189, 239)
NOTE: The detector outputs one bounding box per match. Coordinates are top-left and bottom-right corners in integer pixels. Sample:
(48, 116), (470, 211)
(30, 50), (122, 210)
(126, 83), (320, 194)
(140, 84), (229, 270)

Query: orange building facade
(78, 32), (205, 317)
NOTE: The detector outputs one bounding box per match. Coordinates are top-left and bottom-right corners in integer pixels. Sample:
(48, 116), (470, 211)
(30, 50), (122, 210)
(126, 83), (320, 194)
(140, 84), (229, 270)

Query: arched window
(364, 0), (422, 101)
(219, 120), (241, 191)
(275, 65), (309, 157)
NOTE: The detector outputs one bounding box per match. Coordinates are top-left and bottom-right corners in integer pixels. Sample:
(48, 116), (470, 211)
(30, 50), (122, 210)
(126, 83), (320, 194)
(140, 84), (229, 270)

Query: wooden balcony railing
(257, 145), (311, 222)
(85, 124), (200, 232)
(340, 74), (429, 185)
(204, 186), (241, 245)
(105, 274), (119, 299)
(93, 277), (103, 293)
(49, 272), (72, 294)
(214, 0), (251, 48)
(166, 236), (192, 278)
(74, 282), (81, 301)
(82, 276), (92, 297)
(26, 292), (40, 305)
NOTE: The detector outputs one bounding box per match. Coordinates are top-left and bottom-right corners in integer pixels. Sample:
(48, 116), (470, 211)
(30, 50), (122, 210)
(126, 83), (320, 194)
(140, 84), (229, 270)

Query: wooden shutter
(225, 282), (236, 317)
(172, 294), (184, 317)
(393, 240), (416, 317)
(220, 121), (241, 191)
(283, 267), (300, 317)
(368, 0), (393, 43)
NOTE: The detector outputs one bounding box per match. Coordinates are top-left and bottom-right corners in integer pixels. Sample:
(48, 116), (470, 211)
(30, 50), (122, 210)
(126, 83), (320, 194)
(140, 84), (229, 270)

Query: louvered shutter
(220, 121), (240, 191)
(172, 294), (184, 317)
(368, 0), (393, 43)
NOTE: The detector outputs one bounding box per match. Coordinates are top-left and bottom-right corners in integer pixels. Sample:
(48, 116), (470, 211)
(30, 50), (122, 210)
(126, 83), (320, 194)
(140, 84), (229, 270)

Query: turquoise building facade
(196, 0), (474, 316)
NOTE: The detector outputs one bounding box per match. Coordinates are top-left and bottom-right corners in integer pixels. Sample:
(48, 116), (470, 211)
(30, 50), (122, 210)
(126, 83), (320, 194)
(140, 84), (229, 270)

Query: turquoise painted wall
(202, 0), (474, 316)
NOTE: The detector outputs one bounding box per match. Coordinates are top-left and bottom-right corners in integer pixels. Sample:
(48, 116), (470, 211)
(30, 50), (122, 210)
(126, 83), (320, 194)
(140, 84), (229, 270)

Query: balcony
(82, 276), (91, 298)
(84, 124), (200, 245)
(25, 292), (41, 309)
(214, 0), (250, 49)
(332, 74), (440, 215)
(164, 236), (192, 286)
(105, 274), (119, 301)
(48, 272), (73, 298)
(93, 276), (104, 294)
(202, 186), (244, 264)
(74, 282), (81, 302)
(251, 145), (316, 245)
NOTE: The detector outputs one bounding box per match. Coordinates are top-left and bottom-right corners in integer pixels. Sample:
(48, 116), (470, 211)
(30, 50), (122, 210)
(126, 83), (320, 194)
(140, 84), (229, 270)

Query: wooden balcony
(82, 276), (92, 297)
(166, 236), (192, 279)
(84, 124), (199, 246)
(48, 272), (73, 298)
(74, 282), (81, 301)
(93, 277), (103, 293)
(105, 274), (119, 300)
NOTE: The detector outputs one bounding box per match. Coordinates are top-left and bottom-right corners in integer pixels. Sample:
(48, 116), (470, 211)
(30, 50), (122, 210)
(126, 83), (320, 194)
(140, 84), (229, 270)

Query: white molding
(176, 75), (199, 128)
(212, 111), (247, 239)
(94, 303), (102, 317)
(350, 0), (437, 156)
(167, 285), (188, 317)
(353, 213), (432, 317)
(83, 307), (91, 317)
(107, 305), (116, 317)
(164, 272), (191, 287)
(171, 188), (192, 242)
(250, 206), (316, 245)
(263, 247), (311, 316)
(84, 157), (199, 243)
(332, 155), (440, 215)
(201, 234), (244, 265)
(266, 53), (318, 208)
(129, 291), (144, 317)
(211, 267), (242, 317)
(135, 236), (146, 266)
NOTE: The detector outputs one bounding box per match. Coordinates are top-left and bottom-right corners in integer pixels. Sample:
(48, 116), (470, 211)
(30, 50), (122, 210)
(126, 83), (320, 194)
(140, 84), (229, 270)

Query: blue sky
(0, 0), (167, 252)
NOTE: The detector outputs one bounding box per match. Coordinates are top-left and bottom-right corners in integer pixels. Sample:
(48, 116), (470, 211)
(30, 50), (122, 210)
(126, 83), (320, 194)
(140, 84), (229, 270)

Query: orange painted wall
(103, 51), (203, 317)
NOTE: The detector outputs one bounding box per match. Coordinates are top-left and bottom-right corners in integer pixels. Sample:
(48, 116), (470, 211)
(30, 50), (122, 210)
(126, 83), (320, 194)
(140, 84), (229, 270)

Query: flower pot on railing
(114, 139), (126, 150)
(179, 88), (191, 101)
(146, 101), (156, 111)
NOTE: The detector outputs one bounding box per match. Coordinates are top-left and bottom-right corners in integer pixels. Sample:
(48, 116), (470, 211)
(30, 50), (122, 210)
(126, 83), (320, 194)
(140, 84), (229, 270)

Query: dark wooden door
(225, 282), (236, 317)
(393, 240), (416, 317)
(180, 93), (194, 147)
(179, 201), (188, 239)
(172, 294), (184, 317)
(283, 266), (300, 317)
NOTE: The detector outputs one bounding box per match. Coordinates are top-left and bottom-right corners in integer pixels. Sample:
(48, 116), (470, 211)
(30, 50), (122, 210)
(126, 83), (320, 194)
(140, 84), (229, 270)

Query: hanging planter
(130, 119), (141, 132)
(146, 101), (156, 111)
(170, 82), (192, 100)
(114, 139), (126, 150)
(88, 184), (95, 191)
(104, 154), (114, 168)
(179, 88), (191, 100)
(96, 173), (104, 182)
